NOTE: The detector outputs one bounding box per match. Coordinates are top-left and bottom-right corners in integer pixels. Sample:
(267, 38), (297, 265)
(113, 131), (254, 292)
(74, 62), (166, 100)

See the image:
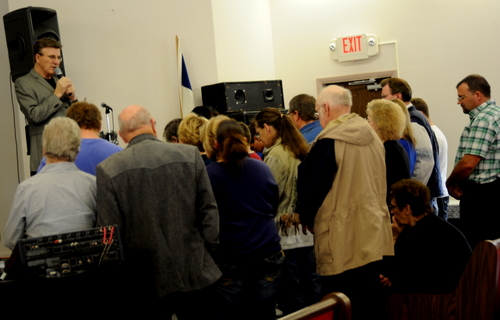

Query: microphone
(100, 102), (118, 144)
(54, 67), (64, 79)
(101, 103), (113, 111)
(55, 67), (74, 99)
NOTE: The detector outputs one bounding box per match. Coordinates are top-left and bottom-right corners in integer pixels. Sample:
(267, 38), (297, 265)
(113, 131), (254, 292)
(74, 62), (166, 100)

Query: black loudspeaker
(226, 110), (260, 125)
(226, 109), (288, 126)
(3, 7), (64, 82)
(201, 80), (284, 114)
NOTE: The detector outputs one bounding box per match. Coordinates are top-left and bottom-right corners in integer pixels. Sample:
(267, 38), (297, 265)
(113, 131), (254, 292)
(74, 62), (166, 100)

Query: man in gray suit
(96, 105), (221, 318)
(15, 38), (78, 174)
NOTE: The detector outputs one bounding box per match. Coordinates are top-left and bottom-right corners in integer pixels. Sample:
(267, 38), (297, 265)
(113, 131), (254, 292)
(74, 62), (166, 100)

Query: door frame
(315, 69), (398, 93)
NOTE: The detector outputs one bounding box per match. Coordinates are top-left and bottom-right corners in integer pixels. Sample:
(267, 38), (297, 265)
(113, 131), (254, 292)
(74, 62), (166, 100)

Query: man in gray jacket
(15, 38), (78, 174)
(96, 105), (221, 318)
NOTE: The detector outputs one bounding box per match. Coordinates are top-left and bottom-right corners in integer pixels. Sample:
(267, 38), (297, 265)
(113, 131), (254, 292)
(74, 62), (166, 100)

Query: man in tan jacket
(297, 85), (394, 319)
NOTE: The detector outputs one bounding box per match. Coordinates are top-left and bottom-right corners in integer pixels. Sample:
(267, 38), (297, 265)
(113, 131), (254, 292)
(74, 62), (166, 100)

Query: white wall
(0, 0), (18, 257)
(212, 0), (276, 81)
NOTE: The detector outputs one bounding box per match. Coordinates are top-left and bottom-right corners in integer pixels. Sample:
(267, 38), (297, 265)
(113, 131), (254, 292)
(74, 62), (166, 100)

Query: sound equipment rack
(17, 225), (123, 278)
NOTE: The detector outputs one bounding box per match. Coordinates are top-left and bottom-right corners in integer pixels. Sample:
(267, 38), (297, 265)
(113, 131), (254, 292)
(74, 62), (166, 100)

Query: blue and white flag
(176, 36), (195, 118)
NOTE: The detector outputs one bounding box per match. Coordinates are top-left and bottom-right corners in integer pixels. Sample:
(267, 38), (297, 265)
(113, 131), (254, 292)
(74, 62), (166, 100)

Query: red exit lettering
(342, 36), (362, 53)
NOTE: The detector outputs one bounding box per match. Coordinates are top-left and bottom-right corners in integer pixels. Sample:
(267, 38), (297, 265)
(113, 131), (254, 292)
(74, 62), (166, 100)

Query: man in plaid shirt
(447, 74), (500, 248)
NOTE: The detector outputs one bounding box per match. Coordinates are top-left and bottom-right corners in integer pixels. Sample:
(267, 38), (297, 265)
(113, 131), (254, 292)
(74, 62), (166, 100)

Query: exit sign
(329, 33), (379, 62)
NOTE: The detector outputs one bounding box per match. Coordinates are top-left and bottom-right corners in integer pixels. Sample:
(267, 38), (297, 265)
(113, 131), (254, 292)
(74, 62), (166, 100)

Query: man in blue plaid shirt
(447, 74), (500, 248)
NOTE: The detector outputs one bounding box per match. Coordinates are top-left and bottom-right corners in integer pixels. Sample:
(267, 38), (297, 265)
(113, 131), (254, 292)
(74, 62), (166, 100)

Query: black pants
(460, 178), (500, 248)
(320, 261), (385, 320)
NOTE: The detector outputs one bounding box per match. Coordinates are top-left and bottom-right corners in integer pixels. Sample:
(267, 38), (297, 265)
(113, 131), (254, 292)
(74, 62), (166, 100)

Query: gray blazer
(96, 134), (221, 298)
(15, 69), (72, 171)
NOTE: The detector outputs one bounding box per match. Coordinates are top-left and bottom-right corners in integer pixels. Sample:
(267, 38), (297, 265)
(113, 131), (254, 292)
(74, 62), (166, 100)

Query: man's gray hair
(321, 85), (353, 108)
(119, 106), (152, 133)
(43, 117), (81, 161)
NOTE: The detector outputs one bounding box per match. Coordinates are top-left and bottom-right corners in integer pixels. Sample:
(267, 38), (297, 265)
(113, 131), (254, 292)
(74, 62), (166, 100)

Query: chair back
(279, 292), (351, 320)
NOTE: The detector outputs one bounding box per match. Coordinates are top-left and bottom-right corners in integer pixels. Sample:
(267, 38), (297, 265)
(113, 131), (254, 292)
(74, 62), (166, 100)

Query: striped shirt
(455, 99), (500, 183)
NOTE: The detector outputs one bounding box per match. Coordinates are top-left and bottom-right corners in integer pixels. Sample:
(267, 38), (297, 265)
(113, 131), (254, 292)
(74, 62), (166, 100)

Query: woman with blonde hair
(178, 113), (207, 147)
(201, 114), (230, 162)
(254, 107), (316, 315)
(178, 113), (209, 164)
(367, 99), (410, 198)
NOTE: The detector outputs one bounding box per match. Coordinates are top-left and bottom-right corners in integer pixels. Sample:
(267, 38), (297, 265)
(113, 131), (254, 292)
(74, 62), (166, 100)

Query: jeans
(436, 196), (449, 220)
(277, 246), (321, 315)
(213, 250), (285, 320)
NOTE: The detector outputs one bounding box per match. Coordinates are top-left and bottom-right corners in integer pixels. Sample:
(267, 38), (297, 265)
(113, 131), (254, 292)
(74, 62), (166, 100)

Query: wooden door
(326, 77), (389, 118)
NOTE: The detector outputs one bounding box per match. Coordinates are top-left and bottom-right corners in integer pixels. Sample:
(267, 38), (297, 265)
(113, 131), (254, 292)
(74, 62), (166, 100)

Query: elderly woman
(380, 179), (471, 293)
(367, 99), (410, 199)
(254, 108), (316, 315)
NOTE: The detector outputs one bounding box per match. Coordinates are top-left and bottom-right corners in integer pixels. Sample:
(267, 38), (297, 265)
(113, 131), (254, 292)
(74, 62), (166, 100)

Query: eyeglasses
(457, 93), (474, 101)
(254, 134), (261, 140)
(38, 53), (63, 62)
(388, 203), (397, 211)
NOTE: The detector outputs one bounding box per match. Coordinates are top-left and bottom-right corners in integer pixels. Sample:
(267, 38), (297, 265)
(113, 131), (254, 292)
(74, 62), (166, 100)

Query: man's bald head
(118, 105), (156, 143)
(317, 85), (352, 108)
(316, 85), (352, 128)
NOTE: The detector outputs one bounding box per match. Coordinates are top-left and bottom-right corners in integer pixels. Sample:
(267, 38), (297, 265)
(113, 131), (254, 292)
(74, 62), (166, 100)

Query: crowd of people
(3, 38), (500, 319)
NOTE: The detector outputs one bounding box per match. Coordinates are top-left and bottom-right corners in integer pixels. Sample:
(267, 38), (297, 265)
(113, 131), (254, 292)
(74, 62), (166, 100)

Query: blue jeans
(436, 196), (449, 220)
(277, 246), (321, 315)
(213, 250), (285, 320)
